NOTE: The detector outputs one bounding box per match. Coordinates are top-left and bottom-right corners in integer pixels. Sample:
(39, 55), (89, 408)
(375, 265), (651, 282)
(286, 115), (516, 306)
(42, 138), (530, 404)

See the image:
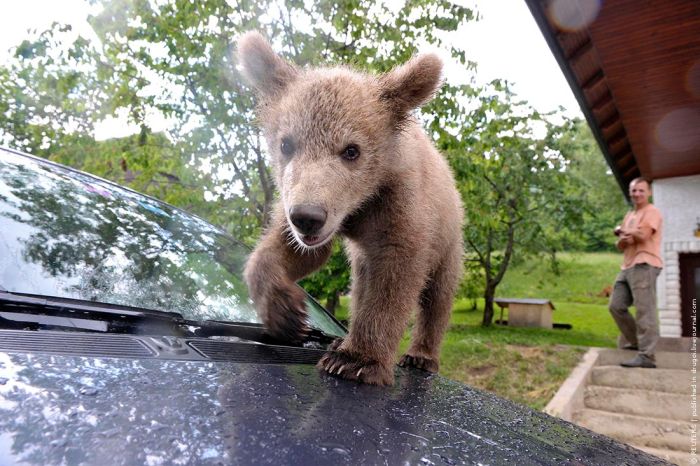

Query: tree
(0, 24), (235, 231)
(1, 0), (478, 307)
(0, 24), (112, 155)
(457, 259), (484, 312)
(554, 118), (628, 251)
(430, 81), (582, 326)
(85, 0), (476, 233)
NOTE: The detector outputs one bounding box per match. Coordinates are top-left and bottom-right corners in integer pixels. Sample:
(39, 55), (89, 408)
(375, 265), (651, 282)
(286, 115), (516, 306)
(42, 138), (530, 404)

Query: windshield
(0, 148), (344, 337)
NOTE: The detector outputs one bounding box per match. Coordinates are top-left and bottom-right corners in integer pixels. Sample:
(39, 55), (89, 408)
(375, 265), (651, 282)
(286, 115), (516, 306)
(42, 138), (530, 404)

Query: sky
(0, 0), (583, 139)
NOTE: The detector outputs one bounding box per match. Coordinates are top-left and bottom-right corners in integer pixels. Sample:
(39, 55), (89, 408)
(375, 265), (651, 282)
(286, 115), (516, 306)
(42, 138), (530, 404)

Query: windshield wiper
(0, 291), (185, 320)
(0, 291), (187, 336)
(196, 318), (337, 348)
(0, 291), (337, 347)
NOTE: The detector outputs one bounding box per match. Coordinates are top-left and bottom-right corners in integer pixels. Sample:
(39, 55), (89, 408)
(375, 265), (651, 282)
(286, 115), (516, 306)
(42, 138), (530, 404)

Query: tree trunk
(481, 284), (496, 326)
(481, 214), (517, 327)
(325, 291), (341, 316)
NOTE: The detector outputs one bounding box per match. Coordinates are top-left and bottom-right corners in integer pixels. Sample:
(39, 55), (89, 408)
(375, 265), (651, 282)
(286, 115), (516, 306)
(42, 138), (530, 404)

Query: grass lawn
(332, 252), (622, 410)
(496, 252), (620, 305)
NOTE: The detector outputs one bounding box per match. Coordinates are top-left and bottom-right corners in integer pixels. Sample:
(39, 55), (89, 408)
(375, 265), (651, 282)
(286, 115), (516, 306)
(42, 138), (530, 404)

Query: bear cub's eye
(280, 137), (295, 157)
(341, 144), (360, 161)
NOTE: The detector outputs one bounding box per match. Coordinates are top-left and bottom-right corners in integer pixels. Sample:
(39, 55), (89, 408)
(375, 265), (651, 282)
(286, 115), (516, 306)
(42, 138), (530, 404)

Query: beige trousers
(608, 263), (662, 359)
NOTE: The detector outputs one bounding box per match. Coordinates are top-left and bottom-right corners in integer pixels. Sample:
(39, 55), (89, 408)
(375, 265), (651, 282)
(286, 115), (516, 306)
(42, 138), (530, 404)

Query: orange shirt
(620, 204), (663, 270)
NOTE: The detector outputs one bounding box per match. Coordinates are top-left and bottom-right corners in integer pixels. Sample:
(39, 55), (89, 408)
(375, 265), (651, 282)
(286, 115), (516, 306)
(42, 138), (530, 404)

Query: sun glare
(548, 0), (601, 32)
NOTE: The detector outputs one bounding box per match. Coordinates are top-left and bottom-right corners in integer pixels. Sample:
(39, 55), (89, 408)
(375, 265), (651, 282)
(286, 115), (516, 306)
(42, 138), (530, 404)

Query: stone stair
(571, 349), (693, 465)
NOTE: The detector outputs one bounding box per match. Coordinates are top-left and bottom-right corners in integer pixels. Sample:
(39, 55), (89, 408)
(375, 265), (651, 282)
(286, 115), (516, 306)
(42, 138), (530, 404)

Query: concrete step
(656, 337), (693, 353)
(590, 366), (691, 394)
(635, 445), (690, 466)
(597, 349), (691, 370)
(574, 408), (691, 451)
(585, 385), (691, 421)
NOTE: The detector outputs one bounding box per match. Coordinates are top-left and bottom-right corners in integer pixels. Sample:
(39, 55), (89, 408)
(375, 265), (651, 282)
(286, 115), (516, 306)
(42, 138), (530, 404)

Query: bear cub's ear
(379, 54), (443, 118)
(237, 31), (298, 97)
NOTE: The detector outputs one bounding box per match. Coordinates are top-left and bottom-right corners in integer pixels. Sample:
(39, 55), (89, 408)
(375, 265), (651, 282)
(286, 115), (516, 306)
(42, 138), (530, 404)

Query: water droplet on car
(50, 439), (67, 448)
(100, 428), (120, 437)
(151, 421), (168, 431)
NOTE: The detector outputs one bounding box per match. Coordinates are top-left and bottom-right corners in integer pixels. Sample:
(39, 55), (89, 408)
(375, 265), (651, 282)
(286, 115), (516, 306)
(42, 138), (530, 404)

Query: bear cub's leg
(399, 250), (462, 372)
(318, 247), (427, 385)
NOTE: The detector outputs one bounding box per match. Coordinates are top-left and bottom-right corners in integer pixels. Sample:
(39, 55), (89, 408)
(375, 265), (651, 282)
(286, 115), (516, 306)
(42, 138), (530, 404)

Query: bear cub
(239, 31), (463, 386)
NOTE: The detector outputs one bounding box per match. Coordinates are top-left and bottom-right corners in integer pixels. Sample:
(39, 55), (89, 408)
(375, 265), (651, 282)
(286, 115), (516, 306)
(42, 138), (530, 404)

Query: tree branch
(182, 74), (265, 222)
(465, 236), (486, 268)
(491, 211), (517, 287)
(279, 6), (300, 58)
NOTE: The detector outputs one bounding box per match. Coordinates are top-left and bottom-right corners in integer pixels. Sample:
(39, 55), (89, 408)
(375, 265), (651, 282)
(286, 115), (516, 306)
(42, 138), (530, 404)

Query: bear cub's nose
(290, 204), (327, 236)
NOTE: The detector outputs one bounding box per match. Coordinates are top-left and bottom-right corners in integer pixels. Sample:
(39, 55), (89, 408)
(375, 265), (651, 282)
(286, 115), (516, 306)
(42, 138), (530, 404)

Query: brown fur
(238, 31), (463, 385)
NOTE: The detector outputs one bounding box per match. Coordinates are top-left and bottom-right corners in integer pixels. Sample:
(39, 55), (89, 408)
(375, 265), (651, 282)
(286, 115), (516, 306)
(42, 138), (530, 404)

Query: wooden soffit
(525, 0), (700, 196)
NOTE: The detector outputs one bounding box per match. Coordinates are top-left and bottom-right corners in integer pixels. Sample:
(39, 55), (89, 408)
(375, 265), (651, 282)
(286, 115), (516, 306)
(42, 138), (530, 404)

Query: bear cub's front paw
(398, 353), (439, 373)
(318, 349), (394, 386)
(257, 283), (310, 344)
(326, 337), (344, 351)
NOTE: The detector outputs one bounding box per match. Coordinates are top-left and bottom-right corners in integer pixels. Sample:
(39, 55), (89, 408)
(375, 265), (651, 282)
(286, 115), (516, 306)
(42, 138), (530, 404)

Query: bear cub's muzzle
(289, 204), (329, 246)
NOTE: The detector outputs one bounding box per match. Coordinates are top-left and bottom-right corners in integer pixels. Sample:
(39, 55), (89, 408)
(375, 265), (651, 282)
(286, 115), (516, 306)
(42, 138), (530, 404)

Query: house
(525, 0), (700, 339)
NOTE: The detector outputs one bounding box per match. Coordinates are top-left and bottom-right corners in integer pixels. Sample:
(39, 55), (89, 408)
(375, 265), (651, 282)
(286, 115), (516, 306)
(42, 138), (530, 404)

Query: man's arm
(627, 225), (654, 242)
(619, 225), (654, 245)
(619, 207), (661, 246)
(615, 237), (628, 251)
(614, 223), (632, 251)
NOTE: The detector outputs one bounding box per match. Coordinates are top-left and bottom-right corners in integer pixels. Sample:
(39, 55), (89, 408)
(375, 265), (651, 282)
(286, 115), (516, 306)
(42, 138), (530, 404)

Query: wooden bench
(494, 298), (555, 329)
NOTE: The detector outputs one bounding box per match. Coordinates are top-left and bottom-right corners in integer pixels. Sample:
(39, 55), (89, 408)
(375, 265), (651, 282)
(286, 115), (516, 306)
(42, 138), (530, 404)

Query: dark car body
(0, 147), (668, 465)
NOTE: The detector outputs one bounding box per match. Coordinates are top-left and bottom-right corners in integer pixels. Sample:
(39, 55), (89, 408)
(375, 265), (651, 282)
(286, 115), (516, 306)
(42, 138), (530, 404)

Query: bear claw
(398, 354), (439, 373)
(327, 337), (344, 351)
(317, 350), (393, 386)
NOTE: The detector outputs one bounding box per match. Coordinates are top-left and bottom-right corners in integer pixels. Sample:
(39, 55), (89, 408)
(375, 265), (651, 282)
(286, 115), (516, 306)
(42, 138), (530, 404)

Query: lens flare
(548, 0), (602, 32)
(655, 107), (700, 152)
(686, 60), (700, 98)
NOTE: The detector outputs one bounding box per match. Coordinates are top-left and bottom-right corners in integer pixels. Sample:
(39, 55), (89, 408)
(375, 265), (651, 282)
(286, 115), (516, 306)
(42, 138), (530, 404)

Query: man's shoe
(620, 354), (656, 368)
(622, 343), (638, 351)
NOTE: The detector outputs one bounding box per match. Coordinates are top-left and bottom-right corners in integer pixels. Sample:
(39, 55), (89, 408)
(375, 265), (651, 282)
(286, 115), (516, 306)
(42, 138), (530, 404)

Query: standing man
(609, 177), (663, 368)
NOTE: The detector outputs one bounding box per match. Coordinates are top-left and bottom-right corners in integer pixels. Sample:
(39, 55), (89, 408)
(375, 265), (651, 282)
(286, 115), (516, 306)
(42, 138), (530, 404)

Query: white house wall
(653, 174), (700, 337)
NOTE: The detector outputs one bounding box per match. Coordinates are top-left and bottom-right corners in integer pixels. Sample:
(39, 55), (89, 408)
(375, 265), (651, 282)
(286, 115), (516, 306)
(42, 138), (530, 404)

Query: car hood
(0, 350), (665, 466)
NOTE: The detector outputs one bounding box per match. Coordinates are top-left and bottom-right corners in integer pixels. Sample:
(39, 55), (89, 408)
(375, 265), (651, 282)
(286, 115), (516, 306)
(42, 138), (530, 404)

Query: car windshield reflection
(0, 149), (344, 337)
